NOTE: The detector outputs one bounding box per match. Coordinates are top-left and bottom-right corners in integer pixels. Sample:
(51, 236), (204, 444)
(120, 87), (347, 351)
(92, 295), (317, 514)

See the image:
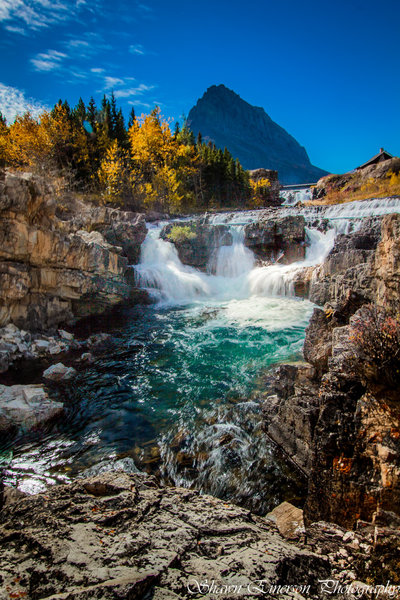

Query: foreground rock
(4, 471), (381, 600)
(0, 171), (147, 331)
(1, 472), (394, 598)
(0, 383), (63, 437)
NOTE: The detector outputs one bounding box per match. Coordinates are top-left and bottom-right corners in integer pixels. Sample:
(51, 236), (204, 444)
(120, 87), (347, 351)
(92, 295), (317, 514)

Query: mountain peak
(187, 85), (328, 184)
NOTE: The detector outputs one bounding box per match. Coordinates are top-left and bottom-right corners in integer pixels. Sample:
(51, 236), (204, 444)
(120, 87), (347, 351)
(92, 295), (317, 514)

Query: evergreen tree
(87, 97), (97, 129)
(128, 107), (136, 128)
(74, 97), (86, 124)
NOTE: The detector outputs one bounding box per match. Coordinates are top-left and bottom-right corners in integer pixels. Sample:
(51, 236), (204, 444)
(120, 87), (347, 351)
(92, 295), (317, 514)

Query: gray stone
(0, 383), (63, 435)
(43, 362), (77, 382)
(0, 472), (331, 600)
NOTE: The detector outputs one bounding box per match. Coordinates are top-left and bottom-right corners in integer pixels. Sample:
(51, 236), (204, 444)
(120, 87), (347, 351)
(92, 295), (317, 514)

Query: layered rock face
(244, 215), (306, 264)
(263, 214), (400, 535)
(187, 85), (328, 184)
(0, 171), (147, 330)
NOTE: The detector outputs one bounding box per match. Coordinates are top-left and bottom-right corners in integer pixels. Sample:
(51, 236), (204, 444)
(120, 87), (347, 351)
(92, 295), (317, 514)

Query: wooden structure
(356, 148), (393, 170)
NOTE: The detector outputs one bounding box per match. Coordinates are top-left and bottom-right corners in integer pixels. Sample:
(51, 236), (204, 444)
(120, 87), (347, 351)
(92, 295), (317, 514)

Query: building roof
(356, 148), (393, 170)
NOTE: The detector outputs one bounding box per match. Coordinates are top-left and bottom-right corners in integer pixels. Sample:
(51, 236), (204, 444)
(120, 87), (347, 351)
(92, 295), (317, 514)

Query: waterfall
(210, 226), (255, 278)
(134, 217), (336, 304)
(134, 226), (211, 302)
(280, 188), (312, 206)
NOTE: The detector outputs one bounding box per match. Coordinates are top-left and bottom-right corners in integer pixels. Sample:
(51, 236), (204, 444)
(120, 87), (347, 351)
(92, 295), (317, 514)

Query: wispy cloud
(114, 83), (154, 98)
(129, 43), (145, 55)
(136, 2), (153, 17)
(30, 49), (67, 72)
(4, 24), (26, 35)
(0, 0), (80, 32)
(0, 82), (48, 122)
(103, 76), (125, 89)
(128, 99), (151, 109)
(63, 32), (112, 58)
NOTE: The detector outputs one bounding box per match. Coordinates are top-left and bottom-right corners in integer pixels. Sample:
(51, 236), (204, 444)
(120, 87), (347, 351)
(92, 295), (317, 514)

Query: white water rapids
(134, 222), (333, 305)
(6, 194), (400, 506)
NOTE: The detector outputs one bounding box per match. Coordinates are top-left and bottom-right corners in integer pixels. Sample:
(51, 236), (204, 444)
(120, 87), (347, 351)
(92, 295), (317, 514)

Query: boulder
(244, 215), (306, 263)
(0, 384), (63, 436)
(43, 362), (76, 382)
(161, 222), (232, 271)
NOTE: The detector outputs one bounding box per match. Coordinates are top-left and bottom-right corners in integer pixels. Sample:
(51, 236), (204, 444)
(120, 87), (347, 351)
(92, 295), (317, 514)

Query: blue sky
(0, 0), (399, 173)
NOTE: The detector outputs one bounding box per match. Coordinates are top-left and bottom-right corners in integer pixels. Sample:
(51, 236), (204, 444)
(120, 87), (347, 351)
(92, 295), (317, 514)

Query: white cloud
(4, 24), (26, 34)
(67, 39), (90, 49)
(114, 83), (154, 98)
(0, 0), (79, 31)
(103, 76), (125, 89)
(30, 49), (67, 72)
(0, 82), (48, 123)
(91, 67), (105, 74)
(129, 44), (145, 55)
(128, 100), (151, 109)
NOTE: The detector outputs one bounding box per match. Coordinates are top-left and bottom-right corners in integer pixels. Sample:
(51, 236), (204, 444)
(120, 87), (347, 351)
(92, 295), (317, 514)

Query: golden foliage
(307, 169), (400, 206)
(249, 177), (271, 207)
(97, 140), (129, 203)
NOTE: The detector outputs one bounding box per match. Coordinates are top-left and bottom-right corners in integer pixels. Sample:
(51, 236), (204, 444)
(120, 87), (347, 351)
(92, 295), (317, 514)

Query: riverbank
(1, 172), (400, 595)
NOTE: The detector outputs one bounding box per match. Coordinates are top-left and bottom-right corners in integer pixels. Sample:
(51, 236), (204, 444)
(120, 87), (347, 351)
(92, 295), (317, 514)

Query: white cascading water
(210, 226), (255, 278)
(135, 218), (336, 305)
(134, 193), (400, 305)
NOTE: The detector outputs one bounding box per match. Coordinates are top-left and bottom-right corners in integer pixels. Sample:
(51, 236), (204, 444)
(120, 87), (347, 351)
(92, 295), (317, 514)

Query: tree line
(0, 94), (273, 213)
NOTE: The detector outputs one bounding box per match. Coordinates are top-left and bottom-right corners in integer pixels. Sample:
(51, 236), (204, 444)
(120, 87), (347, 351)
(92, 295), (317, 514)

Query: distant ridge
(187, 84), (329, 184)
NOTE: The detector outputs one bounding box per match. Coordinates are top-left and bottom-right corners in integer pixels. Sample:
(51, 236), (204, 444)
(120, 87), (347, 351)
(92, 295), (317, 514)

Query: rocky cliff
(262, 214), (400, 548)
(187, 85), (328, 184)
(0, 171), (147, 331)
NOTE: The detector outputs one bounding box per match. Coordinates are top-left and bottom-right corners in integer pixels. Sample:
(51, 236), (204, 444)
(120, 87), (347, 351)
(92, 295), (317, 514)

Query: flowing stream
(3, 195), (400, 513)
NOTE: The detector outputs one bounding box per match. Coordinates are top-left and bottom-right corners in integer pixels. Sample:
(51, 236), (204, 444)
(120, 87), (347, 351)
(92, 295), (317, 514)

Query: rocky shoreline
(1, 170), (400, 597)
(0, 471), (397, 600)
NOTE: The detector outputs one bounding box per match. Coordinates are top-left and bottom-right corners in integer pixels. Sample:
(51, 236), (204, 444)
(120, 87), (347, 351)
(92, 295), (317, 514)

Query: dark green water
(3, 296), (313, 512)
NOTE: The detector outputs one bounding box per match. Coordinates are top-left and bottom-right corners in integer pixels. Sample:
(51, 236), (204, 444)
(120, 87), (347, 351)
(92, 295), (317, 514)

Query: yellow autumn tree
(128, 107), (198, 211)
(129, 106), (174, 174)
(97, 139), (129, 203)
(5, 112), (50, 168)
(249, 177), (271, 207)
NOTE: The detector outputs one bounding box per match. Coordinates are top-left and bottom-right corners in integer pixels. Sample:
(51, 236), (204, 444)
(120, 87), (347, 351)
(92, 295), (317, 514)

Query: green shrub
(167, 225), (197, 243)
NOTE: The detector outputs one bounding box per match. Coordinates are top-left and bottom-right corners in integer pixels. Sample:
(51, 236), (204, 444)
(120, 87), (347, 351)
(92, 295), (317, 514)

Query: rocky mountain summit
(187, 85), (328, 184)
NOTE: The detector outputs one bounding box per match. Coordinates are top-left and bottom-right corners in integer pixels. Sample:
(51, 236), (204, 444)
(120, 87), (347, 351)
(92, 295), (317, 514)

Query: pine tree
(128, 107), (136, 129)
(74, 97), (86, 124)
(87, 97), (97, 129)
